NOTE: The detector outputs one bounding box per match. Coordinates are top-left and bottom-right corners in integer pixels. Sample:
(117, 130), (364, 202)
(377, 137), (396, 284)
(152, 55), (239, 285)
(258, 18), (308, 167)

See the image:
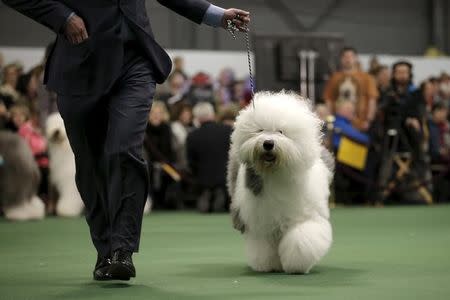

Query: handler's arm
(156, 0), (212, 24)
(2, 0), (73, 33)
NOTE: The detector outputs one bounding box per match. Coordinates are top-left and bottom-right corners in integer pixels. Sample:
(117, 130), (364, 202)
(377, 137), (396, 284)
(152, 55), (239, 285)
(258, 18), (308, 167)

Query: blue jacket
(333, 115), (370, 149)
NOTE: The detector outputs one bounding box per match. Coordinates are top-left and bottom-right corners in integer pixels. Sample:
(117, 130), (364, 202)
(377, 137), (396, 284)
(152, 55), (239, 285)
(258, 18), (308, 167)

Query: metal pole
(307, 51), (318, 103)
(298, 50), (307, 97)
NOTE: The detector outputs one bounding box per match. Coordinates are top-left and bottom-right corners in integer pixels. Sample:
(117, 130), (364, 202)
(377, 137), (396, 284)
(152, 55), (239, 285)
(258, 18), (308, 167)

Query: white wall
(1, 46), (449, 85)
(0, 46), (46, 72)
(0, 47), (254, 79)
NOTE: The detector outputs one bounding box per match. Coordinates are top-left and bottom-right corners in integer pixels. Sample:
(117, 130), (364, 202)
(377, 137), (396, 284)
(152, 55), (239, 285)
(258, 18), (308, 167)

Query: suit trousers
(57, 43), (155, 257)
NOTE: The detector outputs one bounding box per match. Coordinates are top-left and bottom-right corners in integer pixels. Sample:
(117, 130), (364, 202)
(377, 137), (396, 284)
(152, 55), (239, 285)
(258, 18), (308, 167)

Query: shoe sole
(108, 263), (136, 281)
(93, 275), (113, 281)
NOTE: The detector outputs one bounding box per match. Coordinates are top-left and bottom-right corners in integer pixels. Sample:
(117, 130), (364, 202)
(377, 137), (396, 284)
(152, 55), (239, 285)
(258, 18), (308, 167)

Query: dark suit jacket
(3, 0), (211, 95)
(186, 121), (232, 188)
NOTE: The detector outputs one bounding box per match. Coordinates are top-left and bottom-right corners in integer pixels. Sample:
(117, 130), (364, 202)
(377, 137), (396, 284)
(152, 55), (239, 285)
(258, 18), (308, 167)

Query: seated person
(428, 102), (450, 164)
(143, 101), (178, 209)
(186, 102), (232, 213)
(9, 104), (49, 199)
(428, 102), (450, 203)
(332, 100), (370, 205)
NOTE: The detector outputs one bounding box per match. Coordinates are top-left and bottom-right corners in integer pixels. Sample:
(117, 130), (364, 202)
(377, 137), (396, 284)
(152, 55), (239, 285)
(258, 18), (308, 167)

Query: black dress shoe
(93, 255), (112, 281)
(107, 250), (136, 281)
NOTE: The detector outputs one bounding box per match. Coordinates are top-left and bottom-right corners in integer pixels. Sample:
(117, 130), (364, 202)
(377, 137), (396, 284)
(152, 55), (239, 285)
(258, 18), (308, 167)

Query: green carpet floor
(1, 205), (450, 300)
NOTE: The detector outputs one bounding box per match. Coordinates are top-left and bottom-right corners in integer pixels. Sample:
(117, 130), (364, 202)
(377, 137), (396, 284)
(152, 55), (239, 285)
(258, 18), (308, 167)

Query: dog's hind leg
(4, 196), (45, 221)
(245, 236), (282, 272)
(278, 218), (332, 274)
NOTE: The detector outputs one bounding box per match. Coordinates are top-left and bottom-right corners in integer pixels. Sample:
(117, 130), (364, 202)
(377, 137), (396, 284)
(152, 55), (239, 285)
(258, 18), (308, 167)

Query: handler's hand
(222, 8), (251, 32)
(65, 15), (89, 45)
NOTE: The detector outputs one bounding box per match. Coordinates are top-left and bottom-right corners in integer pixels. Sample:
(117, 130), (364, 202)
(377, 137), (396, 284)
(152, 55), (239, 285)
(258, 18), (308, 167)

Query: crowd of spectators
(0, 51), (251, 214)
(322, 47), (450, 205)
(0, 47), (449, 216)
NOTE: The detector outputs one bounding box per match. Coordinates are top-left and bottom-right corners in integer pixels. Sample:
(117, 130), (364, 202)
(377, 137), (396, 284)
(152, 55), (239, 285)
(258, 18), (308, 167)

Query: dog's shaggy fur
(46, 113), (84, 217)
(227, 91), (334, 274)
(0, 132), (45, 221)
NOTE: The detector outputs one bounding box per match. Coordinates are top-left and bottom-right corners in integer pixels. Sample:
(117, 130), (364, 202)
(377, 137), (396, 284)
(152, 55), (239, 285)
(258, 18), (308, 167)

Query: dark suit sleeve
(2, 0), (73, 33)
(157, 0), (211, 24)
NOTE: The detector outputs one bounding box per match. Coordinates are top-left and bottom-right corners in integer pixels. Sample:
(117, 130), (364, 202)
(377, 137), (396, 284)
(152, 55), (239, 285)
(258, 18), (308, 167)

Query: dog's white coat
(46, 113), (84, 217)
(228, 91), (333, 274)
(4, 196), (45, 221)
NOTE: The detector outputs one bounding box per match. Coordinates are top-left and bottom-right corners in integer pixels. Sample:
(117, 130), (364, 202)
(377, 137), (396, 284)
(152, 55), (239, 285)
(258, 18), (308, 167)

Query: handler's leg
(57, 95), (111, 258)
(102, 49), (155, 254)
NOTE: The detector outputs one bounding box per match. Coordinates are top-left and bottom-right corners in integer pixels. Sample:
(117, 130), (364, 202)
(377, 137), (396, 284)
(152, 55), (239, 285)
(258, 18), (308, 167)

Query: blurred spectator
(437, 72), (450, 104)
(368, 56), (381, 76)
(17, 70), (39, 102)
(186, 102), (232, 213)
(333, 100), (370, 149)
(170, 102), (193, 170)
(172, 56), (188, 79)
(421, 79), (437, 112)
(388, 61), (416, 97)
(378, 62), (425, 135)
(215, 68), (235, 107)
(0, 63), (20, 106)
(231, 78), (254, 108)
(373, 62), (432, 204)
(16, 66), (42, 127)
(9, 104), (49, 198)
(218, 106), (237, 127)
(186, 72), (215, 106)
(315, 103), (332, 142)
(144, 101), (177, 209)
(158, 71), (187, 105)
(428, 102), (450, 163)
(232, 80), (246, 107)
(315, 103), (330, 122)
(373, 65), (391, 99)
(428, 102), (450, 203)
(333, 100), (370, 205)
(323, 47), (379, 131)
(12, 61), (24, 77)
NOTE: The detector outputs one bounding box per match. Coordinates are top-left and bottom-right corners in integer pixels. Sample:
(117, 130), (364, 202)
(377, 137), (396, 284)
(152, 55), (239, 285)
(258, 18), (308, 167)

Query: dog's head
(231, 91), (323, 174)
(46, 113), (68, 145)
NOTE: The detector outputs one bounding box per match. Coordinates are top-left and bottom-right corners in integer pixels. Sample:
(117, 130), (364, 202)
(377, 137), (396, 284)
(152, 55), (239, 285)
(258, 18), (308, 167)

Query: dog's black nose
(263, 140), (274, 151)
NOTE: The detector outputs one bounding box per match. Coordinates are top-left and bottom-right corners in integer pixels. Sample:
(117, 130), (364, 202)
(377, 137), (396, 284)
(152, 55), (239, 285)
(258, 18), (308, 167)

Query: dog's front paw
(231, 207), (246, 234)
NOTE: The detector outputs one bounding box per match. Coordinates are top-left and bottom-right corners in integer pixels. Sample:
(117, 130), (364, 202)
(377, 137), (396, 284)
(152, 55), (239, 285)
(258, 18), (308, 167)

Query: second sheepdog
(227, 91), (334, 274)
(46, 113), (84, 217)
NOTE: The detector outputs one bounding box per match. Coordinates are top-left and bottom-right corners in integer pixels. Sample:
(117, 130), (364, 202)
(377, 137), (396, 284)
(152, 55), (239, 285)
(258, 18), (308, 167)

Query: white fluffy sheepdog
(46, 113), (84, 217)
(227, 91), (334, 274)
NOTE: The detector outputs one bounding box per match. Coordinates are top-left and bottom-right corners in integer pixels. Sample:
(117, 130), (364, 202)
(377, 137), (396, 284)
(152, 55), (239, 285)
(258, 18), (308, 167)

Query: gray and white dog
(46, 113), (84, 217)
(0, 132), (45, 221)
(227, 91), (334, 274)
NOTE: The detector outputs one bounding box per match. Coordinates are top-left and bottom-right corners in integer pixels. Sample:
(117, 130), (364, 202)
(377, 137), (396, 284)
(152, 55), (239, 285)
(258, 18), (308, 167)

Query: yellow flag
(336, 137), (368, 170)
